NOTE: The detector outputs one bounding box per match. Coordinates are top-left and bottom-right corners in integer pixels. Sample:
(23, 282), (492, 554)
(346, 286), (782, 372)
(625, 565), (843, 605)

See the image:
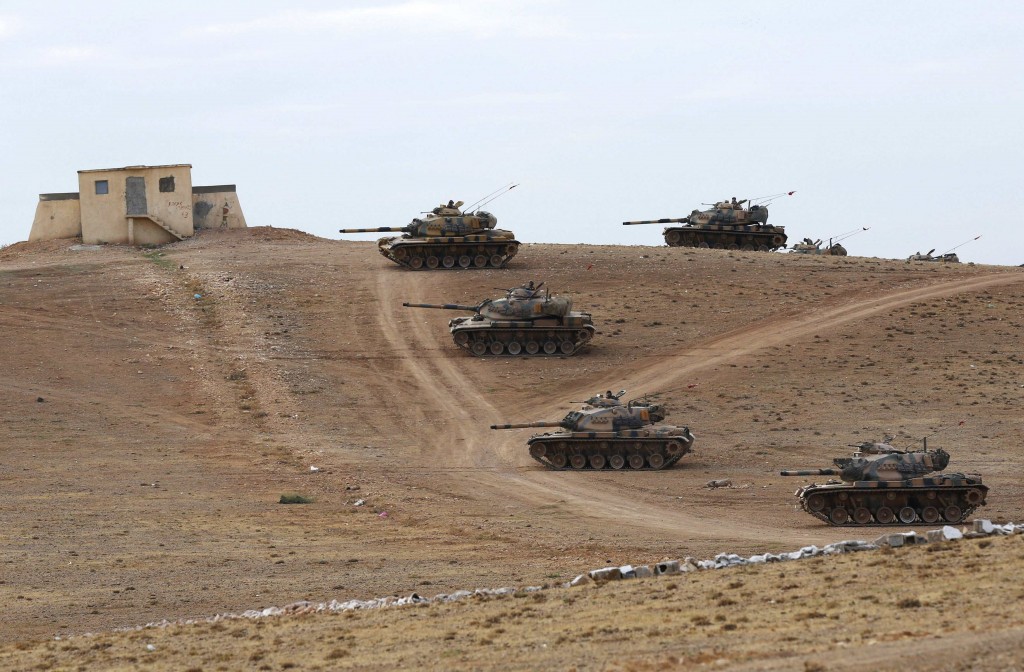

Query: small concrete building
(30, 164), (246, 245)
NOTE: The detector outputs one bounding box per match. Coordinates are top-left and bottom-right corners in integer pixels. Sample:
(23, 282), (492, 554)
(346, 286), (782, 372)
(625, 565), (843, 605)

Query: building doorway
(126, 177), (147, 215)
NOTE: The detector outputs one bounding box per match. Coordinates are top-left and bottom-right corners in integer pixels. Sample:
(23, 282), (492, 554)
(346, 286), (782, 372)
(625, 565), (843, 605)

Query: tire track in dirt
(374, 271), (505, 469)
(585, 271), (1024, 400)
(375, 270), (1024, 546)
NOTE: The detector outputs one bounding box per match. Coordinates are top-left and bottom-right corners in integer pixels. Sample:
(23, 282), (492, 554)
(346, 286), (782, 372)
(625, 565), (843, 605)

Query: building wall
(77, 165), (194, 245)
(29, 193), (82, 241)
(192, 185), (248, 230)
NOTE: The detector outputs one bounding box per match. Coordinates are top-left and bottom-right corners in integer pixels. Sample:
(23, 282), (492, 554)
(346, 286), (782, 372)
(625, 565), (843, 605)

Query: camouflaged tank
(907, 249), (960, 263)
(790, 227), (867, 256)
(491, 390), (694, 470)
(623, 198), (787, 251)
(339, 199), (520, 270)
(790, 238), (848, 256)
(781, 440), (988, 526)
(403, 282), (595, 356)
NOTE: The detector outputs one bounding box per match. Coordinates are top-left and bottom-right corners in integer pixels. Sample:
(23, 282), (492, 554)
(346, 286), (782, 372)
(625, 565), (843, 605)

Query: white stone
(589, 566), (622, 582)
(941, 525), (963, 540)
(654, 560), (681, 575)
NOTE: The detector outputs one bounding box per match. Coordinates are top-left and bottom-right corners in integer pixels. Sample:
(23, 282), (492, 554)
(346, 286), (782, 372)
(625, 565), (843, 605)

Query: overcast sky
(2, 2), (1021, 264)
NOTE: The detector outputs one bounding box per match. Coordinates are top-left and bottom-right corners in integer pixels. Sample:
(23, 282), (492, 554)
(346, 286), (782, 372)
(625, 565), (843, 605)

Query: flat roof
(78, 164), (192, 174)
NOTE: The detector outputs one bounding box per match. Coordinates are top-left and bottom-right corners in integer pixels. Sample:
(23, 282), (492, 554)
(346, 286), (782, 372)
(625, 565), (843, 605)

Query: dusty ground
(1, 228), (1022, 669)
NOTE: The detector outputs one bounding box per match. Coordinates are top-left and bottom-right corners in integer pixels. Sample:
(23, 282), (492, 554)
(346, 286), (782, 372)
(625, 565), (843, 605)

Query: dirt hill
(2, 228), (1022, 669)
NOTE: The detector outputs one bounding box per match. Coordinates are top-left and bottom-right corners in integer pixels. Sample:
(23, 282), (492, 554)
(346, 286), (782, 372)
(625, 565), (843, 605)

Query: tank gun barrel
(403, 302), (479, 312)
(622, 218), (690, 226)
(339, 226), (410, 234)
(491, 421), (565, 430)
(780, 469), (840, 477)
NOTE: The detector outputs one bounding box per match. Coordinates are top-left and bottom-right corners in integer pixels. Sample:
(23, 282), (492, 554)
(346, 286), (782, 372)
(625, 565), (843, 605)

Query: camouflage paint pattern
(404, 282), (596, 357)
(340, 200), (520, 269)
(491, 391), (694, 470)
(623, 199), (787, 251)
(781, 441), (988, 526)
(790, 238), (848, 256)
(907, 250), (960, 263)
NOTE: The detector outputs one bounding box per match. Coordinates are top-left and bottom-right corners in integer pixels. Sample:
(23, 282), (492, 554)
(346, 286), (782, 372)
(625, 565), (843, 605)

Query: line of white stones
(87, 519), (1022, 639)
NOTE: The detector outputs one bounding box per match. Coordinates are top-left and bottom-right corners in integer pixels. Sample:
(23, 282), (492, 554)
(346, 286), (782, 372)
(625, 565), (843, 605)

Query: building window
(95, 180), (109, 195)
(159, 176), (175, 193)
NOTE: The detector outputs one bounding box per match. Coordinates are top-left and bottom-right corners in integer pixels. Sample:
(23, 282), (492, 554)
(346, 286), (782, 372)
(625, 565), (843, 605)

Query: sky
(1, 1), (1022, 265)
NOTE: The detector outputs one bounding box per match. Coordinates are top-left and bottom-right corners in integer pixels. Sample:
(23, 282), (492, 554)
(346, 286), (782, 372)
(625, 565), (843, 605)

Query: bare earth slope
(2, 229), (1022, 669)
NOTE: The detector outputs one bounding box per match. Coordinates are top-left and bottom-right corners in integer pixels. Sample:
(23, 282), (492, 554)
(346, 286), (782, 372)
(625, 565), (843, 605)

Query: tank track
(663, 227), (787, 251)
(526, 436), (693, 471)
(453, 326), (595, 357)
(380, 240), (520, 270)
(796, 481), (988, 526)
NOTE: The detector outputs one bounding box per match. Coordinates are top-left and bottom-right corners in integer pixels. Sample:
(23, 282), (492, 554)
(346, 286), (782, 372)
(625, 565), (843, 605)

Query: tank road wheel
(628, 454), (645, 469)
(609, 454), (626, 470)
(473, 254), (488, 268)
(758, 245), (769, 252)
(559, 341), (575, 355)
(442, 255), (456, 268)
(506, 341), (522, 355)
(453, 332), (470, 346)
(943, 505), (963, 523)
(772, 236), (785, 247)
(470, 341), (487, 357)
(875, 507), (895, 525)
(648, 453), (665, 470)
(489, 254), (504, 268)
(741, 243), (755, 252)
(589, 454), (606, 470)
(665, 230), (682, 246)
(426, 256), (440, 269)
(921, 506), (940, 524)
(713, 242), (726, 250)
(664, 441), (684, 456)
(458, 255), (472, 268)
(853, 507), (873, 525)
(727, 243), (739, 250)
(524, 341), (540, 355)
(806, 494), (826, 512)
(898, 506), (917, 524)
(965, 489), (985, 505)
(569, 454), (587, 469)
(529, 444), (546, 459)
(488, 341), (504, 355)
(577, 329), (593, 342)
(698, 241), (710, 249)
(829, 508), (849, 525)
(408, 256), (424, 270)
(542, 341), (558, 355)
(548, 452), (568, 469)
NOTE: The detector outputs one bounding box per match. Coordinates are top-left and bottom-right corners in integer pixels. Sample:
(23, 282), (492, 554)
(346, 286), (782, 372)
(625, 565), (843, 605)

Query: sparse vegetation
(278, 494), (314, 504)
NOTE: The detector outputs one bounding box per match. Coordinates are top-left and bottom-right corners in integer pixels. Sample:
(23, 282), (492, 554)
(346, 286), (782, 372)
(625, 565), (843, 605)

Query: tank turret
(623, 193), (790, 251)
(782, 445), (950, 483)
(490, 391), (694, 470)
(780, 439), (987, 526)
(403, 282), (596, 357)
(338, 189), (520, 269)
